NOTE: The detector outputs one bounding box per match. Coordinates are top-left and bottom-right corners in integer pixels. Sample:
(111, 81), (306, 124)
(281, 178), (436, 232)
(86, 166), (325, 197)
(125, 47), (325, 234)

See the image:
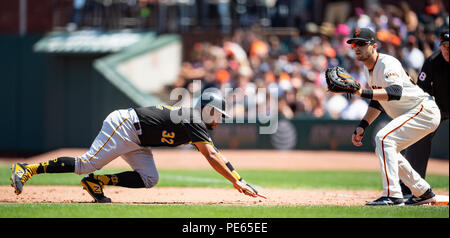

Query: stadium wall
(0, 34), (138, 156)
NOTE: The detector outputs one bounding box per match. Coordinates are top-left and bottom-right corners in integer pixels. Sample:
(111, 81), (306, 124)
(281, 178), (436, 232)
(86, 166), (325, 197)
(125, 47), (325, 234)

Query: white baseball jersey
(362, 53), (441, 199)
(363, 53), (431, 118)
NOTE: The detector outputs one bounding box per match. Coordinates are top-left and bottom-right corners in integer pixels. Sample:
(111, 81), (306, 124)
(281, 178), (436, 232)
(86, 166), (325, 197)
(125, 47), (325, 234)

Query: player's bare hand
(233, 180), (257, 197)
(352, 127), (364, 147)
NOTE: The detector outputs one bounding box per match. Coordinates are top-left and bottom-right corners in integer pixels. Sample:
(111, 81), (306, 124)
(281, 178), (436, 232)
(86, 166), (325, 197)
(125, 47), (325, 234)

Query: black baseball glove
(325, 66), (361, 94)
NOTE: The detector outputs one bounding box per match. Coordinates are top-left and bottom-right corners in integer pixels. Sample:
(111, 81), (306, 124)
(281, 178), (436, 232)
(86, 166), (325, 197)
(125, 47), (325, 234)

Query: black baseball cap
(440, 31), (449, 45)
(346, 28), (377, 44)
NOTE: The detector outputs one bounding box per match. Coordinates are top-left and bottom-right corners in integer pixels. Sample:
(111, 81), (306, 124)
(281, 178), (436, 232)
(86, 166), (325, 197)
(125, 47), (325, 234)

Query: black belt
(134, 122), (144, 145)
(134, 122), (141, 132)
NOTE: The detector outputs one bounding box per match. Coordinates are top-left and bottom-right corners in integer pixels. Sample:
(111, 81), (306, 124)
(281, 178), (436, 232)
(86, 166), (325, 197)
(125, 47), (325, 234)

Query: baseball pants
(74, 108), (159, 188)
(374, 99), (441, 198)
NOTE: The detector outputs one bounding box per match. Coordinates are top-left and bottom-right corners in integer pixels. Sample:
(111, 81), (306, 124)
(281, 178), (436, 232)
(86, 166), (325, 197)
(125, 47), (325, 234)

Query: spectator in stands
(401, 1), (419, 34)
(323, 0), (351, 25)
(167, 0), (448, 121)
(326, 93), (348, 119)
(178, 0), (196, 33)
(403, 35), (425, 71)
(340, 96), (369, 120)
(201, 0), (231, 34)
(68, 0), (86, 31)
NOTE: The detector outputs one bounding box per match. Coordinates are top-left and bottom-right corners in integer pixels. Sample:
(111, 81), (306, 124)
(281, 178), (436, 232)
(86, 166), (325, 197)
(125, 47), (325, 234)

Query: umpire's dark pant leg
(404, 132), (435, 179)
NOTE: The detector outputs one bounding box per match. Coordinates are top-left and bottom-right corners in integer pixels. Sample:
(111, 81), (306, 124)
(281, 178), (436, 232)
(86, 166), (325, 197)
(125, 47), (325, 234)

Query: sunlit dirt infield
(1, 149), (448, 206)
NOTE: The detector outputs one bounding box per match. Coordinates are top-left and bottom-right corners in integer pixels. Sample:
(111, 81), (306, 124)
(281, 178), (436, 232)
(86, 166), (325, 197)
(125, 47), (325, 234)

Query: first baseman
(11, 92), (261, 203)
(348, 28), (440, 206)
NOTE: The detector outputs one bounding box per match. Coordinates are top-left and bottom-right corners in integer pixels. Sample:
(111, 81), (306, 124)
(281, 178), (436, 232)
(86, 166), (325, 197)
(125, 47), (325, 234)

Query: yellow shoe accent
(26, 164), (40, 176)
(83, 181), (103, 194)
(94, 175), (111, 186)
(11, 163), (33, 195)
(80, 173), (111, 203)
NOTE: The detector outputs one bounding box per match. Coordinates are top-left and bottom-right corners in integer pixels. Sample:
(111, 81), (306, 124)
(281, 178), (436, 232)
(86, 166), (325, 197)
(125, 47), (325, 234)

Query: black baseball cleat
(365, 197), (405, 206)
(405, 189), (436, 206)
(81, 173), (112, 203)
(402, 193), (414, 199)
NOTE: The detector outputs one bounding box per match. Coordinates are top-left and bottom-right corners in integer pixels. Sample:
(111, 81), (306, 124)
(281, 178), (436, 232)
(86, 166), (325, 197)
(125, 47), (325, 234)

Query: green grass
(1, 166), (448, 190)
(1, 165), (448, 218)
(0, 203), (448, 218)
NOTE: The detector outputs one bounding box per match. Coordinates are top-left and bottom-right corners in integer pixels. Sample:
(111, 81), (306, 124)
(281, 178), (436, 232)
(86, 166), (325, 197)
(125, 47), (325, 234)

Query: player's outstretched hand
(352, 127), (365, 147)
(233, 180), (257, 197)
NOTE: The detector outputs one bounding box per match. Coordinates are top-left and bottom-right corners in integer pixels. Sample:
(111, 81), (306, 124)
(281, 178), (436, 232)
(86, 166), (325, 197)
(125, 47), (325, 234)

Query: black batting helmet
(196, 91), (231, 118)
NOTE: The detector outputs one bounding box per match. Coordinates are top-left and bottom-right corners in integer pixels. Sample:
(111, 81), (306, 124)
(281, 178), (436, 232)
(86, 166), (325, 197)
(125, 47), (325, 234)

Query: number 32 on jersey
(156, 105), (178, 145)
(161, 130), (175, 144)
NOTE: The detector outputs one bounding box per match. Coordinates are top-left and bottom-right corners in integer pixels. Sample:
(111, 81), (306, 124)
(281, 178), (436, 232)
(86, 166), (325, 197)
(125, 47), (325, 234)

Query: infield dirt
(1, 149), (448, 206)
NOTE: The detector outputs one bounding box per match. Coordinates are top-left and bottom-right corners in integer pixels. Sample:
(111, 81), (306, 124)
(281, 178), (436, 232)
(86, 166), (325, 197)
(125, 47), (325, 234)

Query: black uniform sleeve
(417, 58), (433, 95)
(183, 122), (213, 144)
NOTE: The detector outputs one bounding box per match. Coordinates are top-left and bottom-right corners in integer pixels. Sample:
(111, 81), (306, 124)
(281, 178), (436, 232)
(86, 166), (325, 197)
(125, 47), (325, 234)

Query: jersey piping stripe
(87, 118), (129, 161)
(368, 53), (379, 72)
(190, 141), (213, 145)
(191, 141), (220, 153)
(381, 104), (424, 197)
(179, 141), (213, 147)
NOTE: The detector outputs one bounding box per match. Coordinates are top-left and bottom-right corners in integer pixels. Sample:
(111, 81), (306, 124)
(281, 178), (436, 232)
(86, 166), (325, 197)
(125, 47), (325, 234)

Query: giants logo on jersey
(385, 72), (400, 79)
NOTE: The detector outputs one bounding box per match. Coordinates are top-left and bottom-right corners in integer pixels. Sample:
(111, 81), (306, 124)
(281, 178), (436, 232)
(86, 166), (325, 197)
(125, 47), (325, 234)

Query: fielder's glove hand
(325, 66), (361, 94)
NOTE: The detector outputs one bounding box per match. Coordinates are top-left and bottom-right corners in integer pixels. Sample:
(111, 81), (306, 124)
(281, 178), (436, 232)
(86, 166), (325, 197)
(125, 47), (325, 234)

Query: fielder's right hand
(352, 127), (365, 147)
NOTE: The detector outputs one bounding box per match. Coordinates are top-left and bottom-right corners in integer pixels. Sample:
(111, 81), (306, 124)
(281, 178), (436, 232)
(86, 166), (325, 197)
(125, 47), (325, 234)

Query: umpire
(401, 31), (449, 198)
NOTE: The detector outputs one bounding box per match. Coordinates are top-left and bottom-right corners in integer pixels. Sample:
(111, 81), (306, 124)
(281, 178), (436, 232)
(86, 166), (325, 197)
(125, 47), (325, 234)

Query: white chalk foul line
(163, 174), (264, 189)
(163, 174), (228, 184)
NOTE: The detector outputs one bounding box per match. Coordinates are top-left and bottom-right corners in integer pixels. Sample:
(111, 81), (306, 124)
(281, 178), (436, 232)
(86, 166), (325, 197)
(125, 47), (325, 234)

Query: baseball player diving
(326, 28), (440, 206)
(10, 92), (263, 203)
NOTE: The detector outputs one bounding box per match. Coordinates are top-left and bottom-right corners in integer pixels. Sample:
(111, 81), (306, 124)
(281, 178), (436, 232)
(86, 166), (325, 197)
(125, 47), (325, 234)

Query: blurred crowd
(65, 0), (321, 33)
(63, 0), (449, 120)
(169, 0), (449, 120)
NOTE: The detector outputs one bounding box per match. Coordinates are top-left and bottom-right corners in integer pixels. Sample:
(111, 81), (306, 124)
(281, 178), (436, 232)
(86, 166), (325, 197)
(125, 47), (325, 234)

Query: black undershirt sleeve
(369, 100), (384, 111)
